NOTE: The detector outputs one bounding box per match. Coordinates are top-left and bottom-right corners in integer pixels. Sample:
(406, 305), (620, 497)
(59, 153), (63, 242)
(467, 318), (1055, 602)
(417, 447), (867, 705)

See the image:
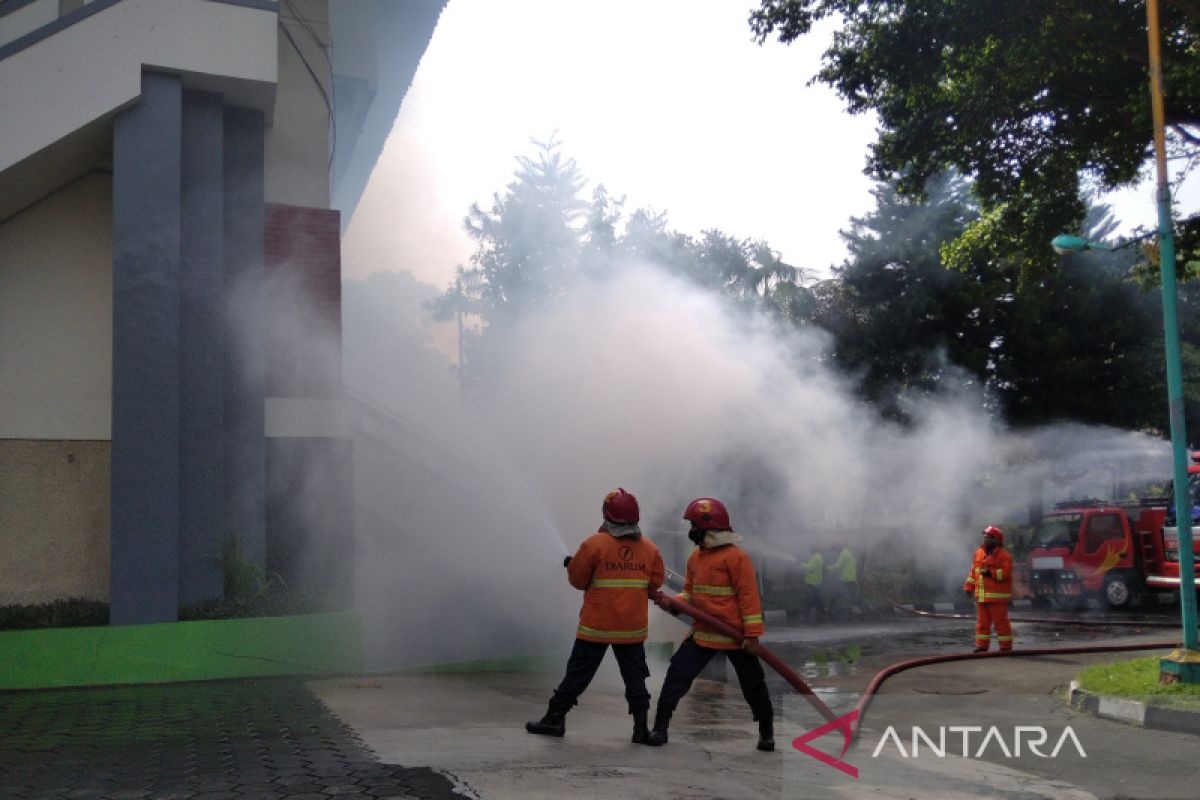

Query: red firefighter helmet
(982, 525), (1004, 544)
(684, 498), (731, 530)
(603, 488), (640, 524)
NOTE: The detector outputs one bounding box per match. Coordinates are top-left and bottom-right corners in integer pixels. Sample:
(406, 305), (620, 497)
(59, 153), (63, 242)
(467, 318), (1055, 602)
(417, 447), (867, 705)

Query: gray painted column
(223, 105), (267, 571)
(110, 72), (182, 625)
(179, 90), (227, 606)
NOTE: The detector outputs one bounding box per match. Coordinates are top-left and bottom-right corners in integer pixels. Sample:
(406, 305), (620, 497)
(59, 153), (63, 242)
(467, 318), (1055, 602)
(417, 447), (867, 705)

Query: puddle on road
(796, 644), (863, 678)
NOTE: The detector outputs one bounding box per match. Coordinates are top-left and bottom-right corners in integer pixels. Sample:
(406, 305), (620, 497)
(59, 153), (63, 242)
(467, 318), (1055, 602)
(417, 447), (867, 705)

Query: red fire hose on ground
(876, 592), (1185, 628)
(650, 588), (1181, 744)
(649, 589), (839, 724)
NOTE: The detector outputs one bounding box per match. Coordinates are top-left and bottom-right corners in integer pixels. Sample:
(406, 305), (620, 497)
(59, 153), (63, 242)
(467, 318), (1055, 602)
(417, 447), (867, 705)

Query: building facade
(0, 0), (445, 624)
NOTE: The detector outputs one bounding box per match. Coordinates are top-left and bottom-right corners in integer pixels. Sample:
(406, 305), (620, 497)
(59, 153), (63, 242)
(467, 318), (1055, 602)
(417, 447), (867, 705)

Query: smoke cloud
(338, 259), (1171, 670)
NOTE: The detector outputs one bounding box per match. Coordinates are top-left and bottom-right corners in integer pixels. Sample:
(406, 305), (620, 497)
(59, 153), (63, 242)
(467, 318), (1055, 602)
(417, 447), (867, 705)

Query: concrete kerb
(1068, 680), (1200, 735)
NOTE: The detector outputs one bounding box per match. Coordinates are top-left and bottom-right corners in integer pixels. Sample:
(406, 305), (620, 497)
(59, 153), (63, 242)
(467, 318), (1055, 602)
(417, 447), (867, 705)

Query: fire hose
(569, 558), (1182, 746)
(650, 586), (1181, 745)
(648, 589), (839, 724)
(875, 591), (1185, 628)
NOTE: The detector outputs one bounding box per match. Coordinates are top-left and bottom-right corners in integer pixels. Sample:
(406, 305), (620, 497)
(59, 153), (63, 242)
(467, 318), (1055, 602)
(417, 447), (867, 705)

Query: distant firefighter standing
(963, 526), (1014, 652)
(526, 488), (665, 744)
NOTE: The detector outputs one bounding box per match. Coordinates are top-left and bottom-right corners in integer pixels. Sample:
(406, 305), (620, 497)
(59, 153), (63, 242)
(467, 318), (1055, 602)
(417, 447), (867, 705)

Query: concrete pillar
(223, 105), (267, 571)
(110, 72), (182, 625)
(179, 90), (227, 606)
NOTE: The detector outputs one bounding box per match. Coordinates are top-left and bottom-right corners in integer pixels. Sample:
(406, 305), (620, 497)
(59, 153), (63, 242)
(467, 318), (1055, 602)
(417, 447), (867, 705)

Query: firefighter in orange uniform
(645, 498), (774, 752)
(526, 488), (665, 743)
(963, 526), (1014, 652)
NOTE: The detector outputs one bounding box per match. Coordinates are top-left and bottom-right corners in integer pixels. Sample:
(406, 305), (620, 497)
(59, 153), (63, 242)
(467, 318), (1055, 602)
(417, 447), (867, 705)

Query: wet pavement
(2, 612), (1196, 799)
(0, 679), (461, 800)
(312, 617), (1198, 800)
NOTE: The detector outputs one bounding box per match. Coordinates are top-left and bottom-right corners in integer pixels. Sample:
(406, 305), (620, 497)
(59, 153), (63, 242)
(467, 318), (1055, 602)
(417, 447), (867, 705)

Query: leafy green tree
(428, 138), (588, 395)
(818, 173), (1000, 416)
(817, 169), (1175, 430)
(749, 1), (1200, 279)
(997, 234), (1166, 429)
(454, 136), (587, 326)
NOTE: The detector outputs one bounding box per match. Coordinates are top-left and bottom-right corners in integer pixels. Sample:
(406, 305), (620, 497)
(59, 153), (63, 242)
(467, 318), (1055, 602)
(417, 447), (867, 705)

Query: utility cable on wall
(278, 1), (337, 172)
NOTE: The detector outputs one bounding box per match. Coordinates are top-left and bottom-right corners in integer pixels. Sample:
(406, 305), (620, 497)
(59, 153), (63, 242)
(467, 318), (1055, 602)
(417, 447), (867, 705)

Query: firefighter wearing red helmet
(963, 525), (1014, 652)
(645, 497), (774, 752)
(526, 488), (665, 744)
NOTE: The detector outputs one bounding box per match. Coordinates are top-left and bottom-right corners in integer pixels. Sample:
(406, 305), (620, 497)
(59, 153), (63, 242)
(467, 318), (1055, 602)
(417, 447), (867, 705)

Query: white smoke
(340, 259), (1171, 669)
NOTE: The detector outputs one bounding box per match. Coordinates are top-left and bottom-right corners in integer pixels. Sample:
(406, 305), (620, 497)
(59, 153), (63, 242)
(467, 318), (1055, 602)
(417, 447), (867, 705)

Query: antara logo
(872, 725), (1087, 759)
(791, 713), (1086, 780)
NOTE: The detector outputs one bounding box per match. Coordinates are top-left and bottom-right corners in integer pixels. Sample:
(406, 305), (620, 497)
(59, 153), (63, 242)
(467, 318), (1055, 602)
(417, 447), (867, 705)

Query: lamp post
(1051, 0), (1200, 683)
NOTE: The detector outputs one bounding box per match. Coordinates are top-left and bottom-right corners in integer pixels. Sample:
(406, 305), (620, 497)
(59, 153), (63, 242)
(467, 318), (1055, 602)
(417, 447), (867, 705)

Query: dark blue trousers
(550, 638), (651, 715)
(656, 636), (773, 721)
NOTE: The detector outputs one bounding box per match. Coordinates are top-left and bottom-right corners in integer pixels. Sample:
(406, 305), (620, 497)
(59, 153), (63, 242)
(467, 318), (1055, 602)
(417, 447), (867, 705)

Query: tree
(428, 137), (588, 395)
(817, 169), (1174, 430)
(457, 136), (587, 326)
(429, 140), (807, 397)
(818, 173), (999, 417)
(749, 1), (1200, 279)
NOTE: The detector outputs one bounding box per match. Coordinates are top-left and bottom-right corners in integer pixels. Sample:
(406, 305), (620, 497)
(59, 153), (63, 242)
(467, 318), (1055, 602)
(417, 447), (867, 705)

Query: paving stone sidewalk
(0, 678), (463, 800)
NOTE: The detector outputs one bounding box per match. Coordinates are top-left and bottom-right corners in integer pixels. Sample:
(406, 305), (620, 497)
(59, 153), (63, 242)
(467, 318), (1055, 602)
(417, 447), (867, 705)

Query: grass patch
(1077, 657), (1200, 711)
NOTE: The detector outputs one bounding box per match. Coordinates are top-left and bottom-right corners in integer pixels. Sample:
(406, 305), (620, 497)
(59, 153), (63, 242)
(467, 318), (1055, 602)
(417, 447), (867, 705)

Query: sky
(341, 0), (879, 288)
(342, 0), (1199, 291)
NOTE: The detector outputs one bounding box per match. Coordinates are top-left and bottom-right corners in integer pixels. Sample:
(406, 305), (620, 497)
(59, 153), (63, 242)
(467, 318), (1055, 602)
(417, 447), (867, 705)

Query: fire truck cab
(1029, 502), (1163, 610)
(1030, 454), (1200, 610)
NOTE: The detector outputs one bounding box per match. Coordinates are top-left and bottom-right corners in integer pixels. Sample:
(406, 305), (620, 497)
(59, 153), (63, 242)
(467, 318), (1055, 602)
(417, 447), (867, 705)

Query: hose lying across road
(880, 594), (1185, 628)
(849, 640), (1180, 739)
(650, 588), (1182, 744)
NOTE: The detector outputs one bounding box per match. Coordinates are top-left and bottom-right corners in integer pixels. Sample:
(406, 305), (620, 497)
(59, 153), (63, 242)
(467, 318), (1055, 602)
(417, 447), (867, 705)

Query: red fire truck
(1029, 471), (1200, 610)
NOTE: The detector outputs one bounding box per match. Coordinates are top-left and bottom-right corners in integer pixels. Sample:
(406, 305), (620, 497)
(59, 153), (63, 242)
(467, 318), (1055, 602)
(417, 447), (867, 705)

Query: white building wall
(0, 172), (112, 440)
(0, 0), (278, 175)
(266, 0), (332, 208)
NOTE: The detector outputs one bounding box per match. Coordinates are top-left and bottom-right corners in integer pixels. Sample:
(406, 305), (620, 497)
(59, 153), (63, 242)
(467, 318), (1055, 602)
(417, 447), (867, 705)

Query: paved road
(2, 617), (1194, 799)
(312, 622), (1198, 800)
(0, 678), (461, 800)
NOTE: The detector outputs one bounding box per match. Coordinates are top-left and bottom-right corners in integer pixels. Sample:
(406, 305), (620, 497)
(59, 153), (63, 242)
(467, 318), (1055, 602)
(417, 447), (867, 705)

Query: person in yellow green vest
(801, 550), (826, 622)
(825, 546), (858, 619)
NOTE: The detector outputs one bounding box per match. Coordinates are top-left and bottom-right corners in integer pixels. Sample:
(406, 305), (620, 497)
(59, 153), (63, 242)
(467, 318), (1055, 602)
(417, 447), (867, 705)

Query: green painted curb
(0, 611), (362, 690)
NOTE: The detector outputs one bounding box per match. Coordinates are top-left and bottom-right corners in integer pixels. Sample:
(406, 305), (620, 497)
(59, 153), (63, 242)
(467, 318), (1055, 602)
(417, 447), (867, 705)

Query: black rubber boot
(757, 717), (775, 752)
(644, 710), (671, 747)
(525, 706), (566, 737)
(631, 710), (651, 744)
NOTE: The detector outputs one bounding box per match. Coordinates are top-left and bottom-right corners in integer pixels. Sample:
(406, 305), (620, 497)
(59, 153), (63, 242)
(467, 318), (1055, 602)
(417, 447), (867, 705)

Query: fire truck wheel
(1104, 573), (1132, 609)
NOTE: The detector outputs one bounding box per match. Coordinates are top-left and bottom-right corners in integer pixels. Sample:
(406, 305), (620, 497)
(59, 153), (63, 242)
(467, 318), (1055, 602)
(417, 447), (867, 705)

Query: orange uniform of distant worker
(963, 526), (1014, 652)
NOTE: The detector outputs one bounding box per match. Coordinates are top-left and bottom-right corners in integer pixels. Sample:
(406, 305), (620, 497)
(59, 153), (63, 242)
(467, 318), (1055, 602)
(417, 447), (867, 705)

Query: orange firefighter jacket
(568, 529), (664, 644)
(679, 543), (765, 650)
(963, 546), (1014, 604)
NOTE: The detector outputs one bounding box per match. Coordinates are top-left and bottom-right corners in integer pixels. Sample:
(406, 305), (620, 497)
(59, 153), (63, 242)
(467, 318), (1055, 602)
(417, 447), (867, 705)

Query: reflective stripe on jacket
(568, 529), (664, 644)
(963, 546), (1013, 604)
(679, 543), (764, 650)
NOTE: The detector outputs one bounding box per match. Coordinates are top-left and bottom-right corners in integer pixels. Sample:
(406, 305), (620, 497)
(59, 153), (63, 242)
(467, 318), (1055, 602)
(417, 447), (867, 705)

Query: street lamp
(1050, 235), (1115, 255)
(1051, 0), (1200, 683)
